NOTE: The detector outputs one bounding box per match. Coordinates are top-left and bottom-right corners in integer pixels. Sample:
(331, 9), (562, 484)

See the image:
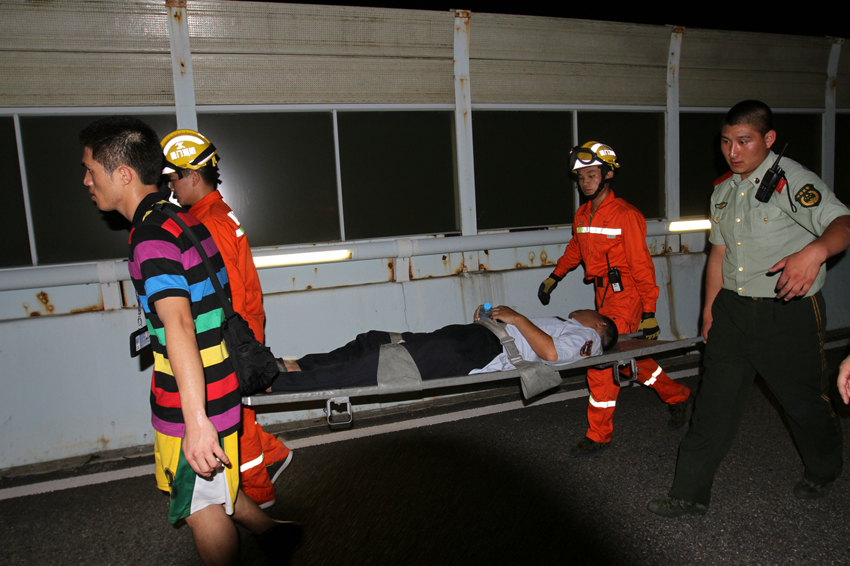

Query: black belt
(593, 275), (607, 287)
(721, 289), (769, 301)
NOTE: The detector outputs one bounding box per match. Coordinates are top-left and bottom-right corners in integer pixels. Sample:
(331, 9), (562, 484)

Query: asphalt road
(3, 364), (850, 565)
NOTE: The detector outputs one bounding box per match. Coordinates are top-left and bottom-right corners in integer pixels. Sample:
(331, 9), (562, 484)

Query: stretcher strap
(515, 360), (562, 400)
(474, 319), (561, 399)
(475, 318), (522, 364)
(376, 343), (422, 393)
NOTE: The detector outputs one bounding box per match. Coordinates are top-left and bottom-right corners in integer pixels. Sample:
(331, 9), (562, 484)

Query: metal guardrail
(0, 221), (692, 292)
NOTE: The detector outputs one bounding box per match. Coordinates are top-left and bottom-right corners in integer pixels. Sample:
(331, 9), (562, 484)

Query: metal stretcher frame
(243, 336), (704, 425)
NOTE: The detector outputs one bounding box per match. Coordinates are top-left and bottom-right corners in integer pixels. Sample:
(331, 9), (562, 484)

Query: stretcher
(244, 335), (704, 428)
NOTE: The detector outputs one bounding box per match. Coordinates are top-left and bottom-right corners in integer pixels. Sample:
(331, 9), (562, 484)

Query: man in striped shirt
(80, 117), (299, 565)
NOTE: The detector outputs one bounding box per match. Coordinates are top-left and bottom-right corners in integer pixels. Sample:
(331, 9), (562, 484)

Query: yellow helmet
(161, 129), (218, 174)
(569, 141), (620, 173)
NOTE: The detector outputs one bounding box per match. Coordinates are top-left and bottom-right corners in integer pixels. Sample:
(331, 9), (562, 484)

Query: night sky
(256, 2), (849, 39)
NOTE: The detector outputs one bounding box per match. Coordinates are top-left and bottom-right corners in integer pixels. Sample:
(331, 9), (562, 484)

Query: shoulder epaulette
(714, 171), (733, 186)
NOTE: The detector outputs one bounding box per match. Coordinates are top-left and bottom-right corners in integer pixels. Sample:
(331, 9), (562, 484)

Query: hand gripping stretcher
(244, 320), (703, 428)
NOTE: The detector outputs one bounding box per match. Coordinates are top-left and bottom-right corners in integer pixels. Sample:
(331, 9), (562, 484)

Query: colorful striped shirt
(128, 192), (241, 438)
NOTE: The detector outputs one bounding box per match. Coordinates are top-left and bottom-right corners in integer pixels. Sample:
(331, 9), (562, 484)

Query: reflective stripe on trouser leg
(641, 365), (663, 386)
(585, 366), (620, 443)
(589, 396), (617, 408)
(636, 359), (690, 404)
(620, 359), (690, 404)
(239, 405), (275, 506)
(240, 453), (264, 473)
(258, 421), (290, 464)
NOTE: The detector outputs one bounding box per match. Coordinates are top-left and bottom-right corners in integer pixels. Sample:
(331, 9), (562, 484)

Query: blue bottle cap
(483, 302), (492, 310)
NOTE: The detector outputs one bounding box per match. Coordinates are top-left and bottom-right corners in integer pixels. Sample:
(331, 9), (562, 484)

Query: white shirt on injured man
(471, 317), (603, 374)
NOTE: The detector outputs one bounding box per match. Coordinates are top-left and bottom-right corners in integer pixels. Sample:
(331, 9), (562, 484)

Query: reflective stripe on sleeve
(575, 227), (622, 236)
(589, 395), (616, 408)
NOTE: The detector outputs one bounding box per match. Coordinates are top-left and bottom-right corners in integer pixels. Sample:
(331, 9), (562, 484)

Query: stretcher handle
(325, 397), (353, 429)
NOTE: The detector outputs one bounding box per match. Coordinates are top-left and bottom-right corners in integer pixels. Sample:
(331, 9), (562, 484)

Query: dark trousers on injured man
(669, 290), (842, 505)
(271, 324), (502, 392)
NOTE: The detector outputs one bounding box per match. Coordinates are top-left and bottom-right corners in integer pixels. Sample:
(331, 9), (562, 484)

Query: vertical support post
(394, 239), (412, 283)
(166, 0), (198, 131)
(14, 114), (37, 266)
(823, 38), (843, 189)
(665, 26), (684, 225)
(332, 109), (346, 241)
(571, 109), (580, 215)
(453, 10), (476, 236)
(97, 261), (122, 311)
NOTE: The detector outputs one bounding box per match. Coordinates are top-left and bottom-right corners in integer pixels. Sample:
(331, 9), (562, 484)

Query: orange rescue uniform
(553, 190), (689, 443)
(190, 190), (290, 506)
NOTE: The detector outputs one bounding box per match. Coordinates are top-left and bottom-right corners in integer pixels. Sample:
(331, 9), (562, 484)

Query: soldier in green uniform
(648, 100), (850, 517)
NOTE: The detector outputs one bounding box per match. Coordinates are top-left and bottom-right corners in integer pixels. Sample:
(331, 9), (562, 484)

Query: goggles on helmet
(569, 142), (619, 173)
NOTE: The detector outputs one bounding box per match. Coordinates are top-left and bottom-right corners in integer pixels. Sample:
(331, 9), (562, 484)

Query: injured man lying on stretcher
(270, 306), (617, 392)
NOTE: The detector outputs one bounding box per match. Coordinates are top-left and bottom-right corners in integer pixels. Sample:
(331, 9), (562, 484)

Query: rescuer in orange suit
(161, 129), (293, 507)
(537, 142), (690, 455)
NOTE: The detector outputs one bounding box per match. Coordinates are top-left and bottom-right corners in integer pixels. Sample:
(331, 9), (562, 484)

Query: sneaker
(667, 400), (688, 429)
(267, 450), (294, 485)
(793, 477), (835, 500)
(570, 436), (609, 456)
(647, 496), (708, 517)
(255, 520), (303, 566)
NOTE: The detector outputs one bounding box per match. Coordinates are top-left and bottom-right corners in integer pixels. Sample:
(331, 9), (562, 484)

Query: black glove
(537, 273), (562, 305)
(638, 312), (660, 340)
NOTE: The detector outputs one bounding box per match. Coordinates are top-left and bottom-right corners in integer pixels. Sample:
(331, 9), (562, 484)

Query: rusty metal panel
(409, 252), (466, 279)
(476, 245), (562, 272)
(0, 284), (104, 321)
(186, 1), (454, 58)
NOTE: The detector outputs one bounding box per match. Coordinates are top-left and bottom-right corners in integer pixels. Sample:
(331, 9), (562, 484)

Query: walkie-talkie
(755, 143), (788, 203)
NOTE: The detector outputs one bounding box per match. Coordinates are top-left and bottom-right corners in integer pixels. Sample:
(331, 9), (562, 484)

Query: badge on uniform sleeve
(580, 340), (594, 358)
(795, 185), (821, 208)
